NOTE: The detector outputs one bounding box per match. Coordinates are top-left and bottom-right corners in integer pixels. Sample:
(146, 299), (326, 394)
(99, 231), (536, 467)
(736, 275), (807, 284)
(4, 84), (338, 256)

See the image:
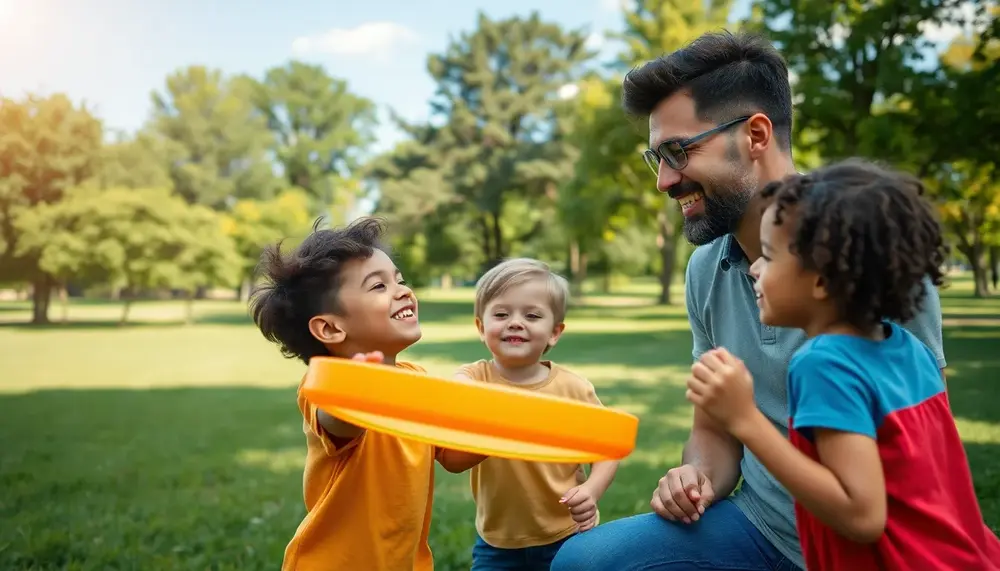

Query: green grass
(1, 276), (998, 570)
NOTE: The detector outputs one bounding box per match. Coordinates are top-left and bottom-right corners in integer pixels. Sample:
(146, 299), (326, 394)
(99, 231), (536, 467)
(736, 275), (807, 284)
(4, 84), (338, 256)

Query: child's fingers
(559, 486), (580, 504)
(571, 505), (597, 523)
(569, 502), (596, 518)
(564, 491), (590, 508)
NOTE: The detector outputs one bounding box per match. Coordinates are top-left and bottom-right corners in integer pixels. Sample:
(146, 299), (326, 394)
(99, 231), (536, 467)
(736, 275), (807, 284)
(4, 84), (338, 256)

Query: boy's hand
(685, 348), (759, 435)
(350, 351), (385, 364)
(560, 483), (599, 532)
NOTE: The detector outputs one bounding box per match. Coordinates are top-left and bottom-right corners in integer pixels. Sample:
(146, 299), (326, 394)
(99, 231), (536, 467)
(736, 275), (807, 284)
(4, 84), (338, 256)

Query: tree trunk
(656, 207), (678, 305)
(239, 277), (252, 303)
(441, 274), (453, 290)
(989, 245), (998, 293)
(59, 286), (69, 324)
(120, 298), (132, 326)
(958, 240), (989, 298)
(491, 210), (504, 262)
(185, 293), (195, 326)
(31, 276), (52, 324)
(568, 240), (584, 296)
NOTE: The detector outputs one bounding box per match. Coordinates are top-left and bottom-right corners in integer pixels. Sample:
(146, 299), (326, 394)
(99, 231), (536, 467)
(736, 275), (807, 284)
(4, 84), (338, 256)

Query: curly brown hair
(759, 158), (948, 331)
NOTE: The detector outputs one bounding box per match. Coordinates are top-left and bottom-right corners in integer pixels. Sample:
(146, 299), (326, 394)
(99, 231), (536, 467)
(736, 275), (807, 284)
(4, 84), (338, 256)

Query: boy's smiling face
(477, 279), (565, 368)
(308, 249), (421, 359)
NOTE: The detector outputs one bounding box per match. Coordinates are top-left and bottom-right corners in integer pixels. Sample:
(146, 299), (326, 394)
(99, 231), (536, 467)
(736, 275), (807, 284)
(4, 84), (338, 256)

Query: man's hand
(685, 348), (758, 434)
(650, 464), (716, 523)
(561, 484), (599, 532)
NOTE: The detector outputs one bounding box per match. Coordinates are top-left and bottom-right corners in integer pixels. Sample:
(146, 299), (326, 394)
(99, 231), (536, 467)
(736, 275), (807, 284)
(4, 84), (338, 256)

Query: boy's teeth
(392, 309), (413, 319)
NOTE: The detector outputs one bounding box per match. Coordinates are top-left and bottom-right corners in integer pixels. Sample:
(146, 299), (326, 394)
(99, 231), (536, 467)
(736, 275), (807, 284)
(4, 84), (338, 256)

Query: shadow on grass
(0, 377), (694, 571)
(0, 386), (307, 571)
(944, 325), (1000, 428)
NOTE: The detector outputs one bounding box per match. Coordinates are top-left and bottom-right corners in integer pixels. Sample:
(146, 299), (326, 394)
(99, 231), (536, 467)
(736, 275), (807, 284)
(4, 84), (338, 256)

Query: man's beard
(673, 177), (755, 246)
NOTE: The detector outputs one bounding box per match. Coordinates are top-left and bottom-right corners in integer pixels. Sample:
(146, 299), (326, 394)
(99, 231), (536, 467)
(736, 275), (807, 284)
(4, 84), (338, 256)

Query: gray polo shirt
(684, 234), (946, 570)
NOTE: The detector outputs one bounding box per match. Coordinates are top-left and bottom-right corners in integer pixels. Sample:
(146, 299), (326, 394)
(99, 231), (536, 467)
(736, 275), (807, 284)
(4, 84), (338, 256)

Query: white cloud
(557, 83), (580, 100)
(291, 21), (419, 60)
(598, 0), (635, 12)
(585, 31), (606, 51)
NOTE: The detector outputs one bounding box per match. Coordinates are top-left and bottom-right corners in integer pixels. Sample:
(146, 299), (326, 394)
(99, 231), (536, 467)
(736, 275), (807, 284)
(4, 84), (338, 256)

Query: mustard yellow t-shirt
(282, 361), (437, 571)
(458, 359), (604, 549)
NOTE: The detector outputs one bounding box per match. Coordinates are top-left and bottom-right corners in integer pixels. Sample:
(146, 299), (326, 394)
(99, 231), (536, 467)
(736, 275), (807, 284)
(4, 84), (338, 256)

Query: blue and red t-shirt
(787, 322), (1000, 570)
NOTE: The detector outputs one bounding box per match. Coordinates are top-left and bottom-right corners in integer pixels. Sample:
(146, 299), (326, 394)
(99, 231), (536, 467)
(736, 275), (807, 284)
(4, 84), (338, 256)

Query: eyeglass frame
(642, 116), (752, 174)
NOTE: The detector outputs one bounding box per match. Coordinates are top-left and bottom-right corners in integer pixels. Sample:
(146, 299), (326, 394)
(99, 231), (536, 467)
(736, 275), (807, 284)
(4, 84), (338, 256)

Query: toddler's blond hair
(474, 258), (570, 323)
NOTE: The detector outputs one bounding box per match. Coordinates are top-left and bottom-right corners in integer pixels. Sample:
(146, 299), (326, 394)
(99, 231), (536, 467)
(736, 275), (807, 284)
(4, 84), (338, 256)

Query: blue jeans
(549, 500), (802, 571)
(472, 533), (573, 570)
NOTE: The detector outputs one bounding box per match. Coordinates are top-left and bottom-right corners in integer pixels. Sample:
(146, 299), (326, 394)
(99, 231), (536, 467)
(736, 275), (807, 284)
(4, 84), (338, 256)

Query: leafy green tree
(16, 185), (241, 324)
(150, 66), (279, 208)
(0, 94), (103, 323)
(223, 188), (314, 300)
(420, 12), (592, 268)
(248, 61), (377, 211)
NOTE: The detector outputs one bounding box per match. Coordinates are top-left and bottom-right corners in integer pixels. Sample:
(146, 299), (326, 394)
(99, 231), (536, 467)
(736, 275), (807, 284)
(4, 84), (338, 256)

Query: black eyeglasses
(642, 116), (751, 173)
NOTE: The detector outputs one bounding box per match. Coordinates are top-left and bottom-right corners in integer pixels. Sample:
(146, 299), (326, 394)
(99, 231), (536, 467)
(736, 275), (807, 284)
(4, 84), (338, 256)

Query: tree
(560, 76), (659, 295)
(561, 0), (734, 304)
(222, 188), (314, 301)
(98, 130), (175, 190)
(747, 0), (984, 160)
(16, 185), (241, 324)
(248, 62), (378, 210)
(150, 66), (279, 209)
(0, 94), (103, 323)
(905, 16), (1000, 296)
(421, 11), (592, 268)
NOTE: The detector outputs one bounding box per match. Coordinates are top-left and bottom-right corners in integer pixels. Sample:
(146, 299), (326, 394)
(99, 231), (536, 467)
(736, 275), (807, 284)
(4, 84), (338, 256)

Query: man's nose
(656, 163), (682, 193)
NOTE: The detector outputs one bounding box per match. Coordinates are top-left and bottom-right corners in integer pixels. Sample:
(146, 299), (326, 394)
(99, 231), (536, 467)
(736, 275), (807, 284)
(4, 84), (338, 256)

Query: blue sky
(1, 0), (968, 153)
(0, 0), (645, 151)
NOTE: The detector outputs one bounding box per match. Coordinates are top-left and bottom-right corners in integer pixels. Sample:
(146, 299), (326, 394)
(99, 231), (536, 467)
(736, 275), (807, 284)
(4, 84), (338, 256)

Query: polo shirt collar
(719, 234), (751, 274)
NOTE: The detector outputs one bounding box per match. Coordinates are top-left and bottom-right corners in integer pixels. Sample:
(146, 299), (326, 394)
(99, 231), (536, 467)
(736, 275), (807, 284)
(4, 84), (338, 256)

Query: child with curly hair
(684, 159), (1000, 570)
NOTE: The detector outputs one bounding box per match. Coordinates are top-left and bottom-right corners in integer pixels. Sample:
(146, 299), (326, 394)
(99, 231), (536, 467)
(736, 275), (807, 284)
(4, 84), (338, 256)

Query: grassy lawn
(0, 276), (997, 570)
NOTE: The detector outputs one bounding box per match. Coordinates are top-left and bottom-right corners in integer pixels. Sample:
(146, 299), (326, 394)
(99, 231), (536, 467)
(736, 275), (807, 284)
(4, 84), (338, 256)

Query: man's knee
(549, 533), (591, 571)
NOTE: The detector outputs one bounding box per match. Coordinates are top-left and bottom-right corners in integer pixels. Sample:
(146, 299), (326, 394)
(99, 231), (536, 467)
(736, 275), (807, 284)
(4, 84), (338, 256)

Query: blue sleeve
(685, 259), (713, 361)
(898, 276), (946, 369)
(789, 349), (879, 439)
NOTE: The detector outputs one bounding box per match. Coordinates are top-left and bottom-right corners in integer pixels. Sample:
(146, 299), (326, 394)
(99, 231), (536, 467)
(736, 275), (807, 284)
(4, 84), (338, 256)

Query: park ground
(0, 276), (998, 570)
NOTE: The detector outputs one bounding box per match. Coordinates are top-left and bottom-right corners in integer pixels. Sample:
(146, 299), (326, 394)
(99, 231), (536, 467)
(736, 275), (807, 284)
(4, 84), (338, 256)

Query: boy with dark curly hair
(684, 159), (1000, 570)
(249, 216), (484, 571)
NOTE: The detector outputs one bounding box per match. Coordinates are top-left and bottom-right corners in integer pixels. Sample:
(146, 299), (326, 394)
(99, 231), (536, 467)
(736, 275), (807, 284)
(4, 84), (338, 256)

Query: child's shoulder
(547, 361), (598, 396)
(455, 359), (491, 380)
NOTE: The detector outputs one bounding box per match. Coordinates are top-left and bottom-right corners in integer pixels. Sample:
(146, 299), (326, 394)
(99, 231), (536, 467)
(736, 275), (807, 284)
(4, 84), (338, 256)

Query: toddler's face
(477, 279), (563, 368)
(751, 204), (816, 329)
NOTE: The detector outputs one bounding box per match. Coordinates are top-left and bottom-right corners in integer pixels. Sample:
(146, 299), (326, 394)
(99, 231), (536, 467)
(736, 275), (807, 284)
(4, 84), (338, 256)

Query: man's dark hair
(622, 30), (793, 151)
(249, 216), (389, 364)
(759, 158), (948, 331)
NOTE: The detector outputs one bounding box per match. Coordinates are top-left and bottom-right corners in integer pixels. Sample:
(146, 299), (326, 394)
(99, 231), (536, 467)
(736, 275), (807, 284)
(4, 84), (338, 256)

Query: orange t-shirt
(281, 361), (437, 571)
(458, 359), (604, 549)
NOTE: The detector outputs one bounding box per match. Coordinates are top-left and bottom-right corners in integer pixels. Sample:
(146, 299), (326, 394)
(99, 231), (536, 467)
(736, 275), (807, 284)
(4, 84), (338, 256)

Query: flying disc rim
(301, 357), (638, 461)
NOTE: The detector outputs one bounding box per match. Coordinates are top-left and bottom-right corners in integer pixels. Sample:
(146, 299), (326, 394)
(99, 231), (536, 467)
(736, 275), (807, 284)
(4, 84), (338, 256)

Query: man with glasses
(550, 30), (946, 571)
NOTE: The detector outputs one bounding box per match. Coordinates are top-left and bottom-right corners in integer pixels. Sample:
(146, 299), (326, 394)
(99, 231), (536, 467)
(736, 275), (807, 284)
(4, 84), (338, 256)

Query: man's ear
(547, 321), (566, 350)
(308, 315), (346, 345)
(746, 112), (774, 161)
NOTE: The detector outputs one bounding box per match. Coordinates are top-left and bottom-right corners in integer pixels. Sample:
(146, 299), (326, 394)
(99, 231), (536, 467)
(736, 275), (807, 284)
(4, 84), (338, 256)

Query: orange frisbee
(301, 357), (639, 463)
